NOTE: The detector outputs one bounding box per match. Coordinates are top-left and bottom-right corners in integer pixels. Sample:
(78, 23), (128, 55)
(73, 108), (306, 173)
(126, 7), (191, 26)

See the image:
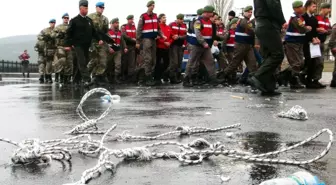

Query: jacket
(254, 0), (286, 30)
(157, 23), (172, 49)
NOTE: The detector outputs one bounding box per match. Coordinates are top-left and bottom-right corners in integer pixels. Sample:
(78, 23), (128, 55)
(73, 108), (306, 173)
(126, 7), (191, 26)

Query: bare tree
(208, 0), (234, 22)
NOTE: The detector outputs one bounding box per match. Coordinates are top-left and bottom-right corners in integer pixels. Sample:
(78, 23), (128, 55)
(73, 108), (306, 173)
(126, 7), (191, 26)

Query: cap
(176, 13), (184, 20)
(96, 2), (104, 7)
(244, 6), (253, 12)
(320, 3), (331, 9)
(147, 0), (155, 7)
(203, 5), (215, 13)
(197, 8), (204, 15)
(228, 10), (236, 17)
(62, 13), (69, 18)
(126, 15), (134, 20)
(79, 0), (88, 7)
(230, 18), (239, 25)
(292, 1), (303, 8)
(49, 19), (56, 23)
(110, 18), (119, 24)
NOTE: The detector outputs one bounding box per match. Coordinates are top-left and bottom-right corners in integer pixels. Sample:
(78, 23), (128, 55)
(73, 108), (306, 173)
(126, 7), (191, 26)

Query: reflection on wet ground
(0, 78), (335, 185)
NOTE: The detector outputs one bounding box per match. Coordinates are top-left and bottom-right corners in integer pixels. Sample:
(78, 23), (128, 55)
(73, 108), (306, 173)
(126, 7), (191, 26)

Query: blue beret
(62, 13), (69, 18)
(49, 19), (56, 23)
(96, 2), (104, 7)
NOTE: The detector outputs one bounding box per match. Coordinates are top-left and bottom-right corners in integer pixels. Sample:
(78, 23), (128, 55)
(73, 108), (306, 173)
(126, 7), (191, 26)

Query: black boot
(27, 73), (29, 78)
(60, 74), (64, 83)
(330, 80), (336, 88)
(55, 73), (59, 83)
(183, 76), (193, 87)
(208, 77), (225, 87)
(169, 74), (182, 84)
(145, 75), (156, 86)
(115, 74), (122, 84)
(22, 73), (25, 78)
(290, 75), (305, 89)
(39, 75), (44, 83)
(48, 74), (53, 84)
(306, 80), (326, 89)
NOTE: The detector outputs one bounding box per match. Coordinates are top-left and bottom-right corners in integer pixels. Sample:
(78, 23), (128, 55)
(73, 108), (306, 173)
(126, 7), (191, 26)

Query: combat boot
(39, 75), (44, 83)
(330, 80), (336, 88)
(27, 73), (30, 78)
(48, 75), (53, 84)
(306, 80), (326, 89)
(289, 75), (305, 89)
(169, 74), (182, 84)
(60, 74), (64, 83)
(145, 75), (156, 86)
(22, 73), (25, 78)
(115, 75), (122, 84)
(55, 73), (59, 83)
(208, 77), (225, 87)
(183, 76), (193, 87)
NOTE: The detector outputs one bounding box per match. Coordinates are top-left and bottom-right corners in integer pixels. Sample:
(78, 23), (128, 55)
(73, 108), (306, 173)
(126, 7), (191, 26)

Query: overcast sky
(0, 0), (295, 38)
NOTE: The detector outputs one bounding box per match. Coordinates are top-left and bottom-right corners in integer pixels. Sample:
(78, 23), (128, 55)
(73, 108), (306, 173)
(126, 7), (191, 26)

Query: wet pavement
(0, 75), (335, 185)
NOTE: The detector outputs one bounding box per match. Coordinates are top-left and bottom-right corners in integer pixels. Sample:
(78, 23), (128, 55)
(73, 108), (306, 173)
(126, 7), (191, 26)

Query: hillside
(0, 35), (38, 63)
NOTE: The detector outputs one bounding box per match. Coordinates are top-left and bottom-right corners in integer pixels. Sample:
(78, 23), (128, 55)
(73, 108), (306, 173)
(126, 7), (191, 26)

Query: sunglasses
(98, 6), (105, 9)
(63, 17), (69, 19)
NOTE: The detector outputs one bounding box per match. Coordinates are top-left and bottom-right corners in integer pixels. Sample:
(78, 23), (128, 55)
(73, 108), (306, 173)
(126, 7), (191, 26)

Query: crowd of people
(32, 0), (336, 96)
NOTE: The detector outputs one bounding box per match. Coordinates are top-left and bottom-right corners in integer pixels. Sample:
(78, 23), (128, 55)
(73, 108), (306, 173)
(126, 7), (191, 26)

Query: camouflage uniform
(51, 23), (73, 78)
(37, 27), (56, 76)
(34, 40), (46, 76)
(87, 12), (109, 76)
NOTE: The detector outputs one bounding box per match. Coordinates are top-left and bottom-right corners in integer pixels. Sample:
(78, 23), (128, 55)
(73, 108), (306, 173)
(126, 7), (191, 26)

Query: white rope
(65, 88), (120, 135)
(278, 105), (308, 120)
(64, 128), (333, 185)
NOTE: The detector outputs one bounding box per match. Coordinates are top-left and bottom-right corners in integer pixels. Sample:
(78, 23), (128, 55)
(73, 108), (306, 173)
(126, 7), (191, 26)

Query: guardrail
(0, 60), (38, 73)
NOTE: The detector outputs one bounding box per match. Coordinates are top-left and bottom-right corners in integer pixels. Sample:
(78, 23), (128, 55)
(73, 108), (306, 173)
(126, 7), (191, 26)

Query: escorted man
(121, 15), (137, 82)
(223, 6), (257, 84)
(329, 23), (336, 87)
(38, 19), (56, 84)
(168, 13), (187, 84)
(284, 1), (311, 89)
(226, 10), (236, 30)
(251, 0), (286, 95)
(107, 18), (127, 84)
(213, 14), (228, 78)
(51, 13), (73, 85)
(136, 0), (165, 86)
(185, 5), (223, 87)
(18, 50), (30, 78)
(87, 1), (109, 84)
(302, 0), (324, 88)
(64, 0), (103, 87)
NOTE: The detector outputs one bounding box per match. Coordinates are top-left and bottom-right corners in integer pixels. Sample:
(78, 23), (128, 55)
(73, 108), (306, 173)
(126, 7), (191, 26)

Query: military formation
(33, 0), (336, 95)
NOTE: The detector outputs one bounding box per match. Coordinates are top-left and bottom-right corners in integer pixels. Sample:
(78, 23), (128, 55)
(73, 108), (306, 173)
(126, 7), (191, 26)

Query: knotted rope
(278, 105), (308, 120)
(65, 88), (120, 135)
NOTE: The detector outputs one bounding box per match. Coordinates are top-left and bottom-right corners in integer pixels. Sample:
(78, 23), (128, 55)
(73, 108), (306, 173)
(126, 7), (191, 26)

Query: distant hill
(0, 35), (38, 63)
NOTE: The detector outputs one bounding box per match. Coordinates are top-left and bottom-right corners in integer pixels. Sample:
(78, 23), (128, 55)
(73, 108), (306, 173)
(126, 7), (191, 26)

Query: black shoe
(299, 73), (307, 85)
(290, 76), (305, 89)
(27, 73), (30, 78)
(39, 75), (44, 83)
(22, 73), (25, 78)
(55, 73), (59, 83)
(248, 76), (268, 92)
(154, 80), (162, 86)
(330, 80), (336, 88)
(306, 80), (326, 89)
(48, 75), (53, 84)
(183, 76), (193, 87)
(208, 78), (225, 86)
(145, 75), (156, 86)
(169, 75), (182, 84)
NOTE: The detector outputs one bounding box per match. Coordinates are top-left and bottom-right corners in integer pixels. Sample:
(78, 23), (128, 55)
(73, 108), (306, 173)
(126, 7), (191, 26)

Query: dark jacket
(64, 14), (101, 48)
(302, 13), (318, 43)
(253, 0), (286, 30)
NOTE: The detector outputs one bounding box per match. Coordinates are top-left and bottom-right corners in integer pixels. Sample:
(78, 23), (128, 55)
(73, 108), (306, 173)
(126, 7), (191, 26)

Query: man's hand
(254, 45), (260, 49)
(136, 43), (140, 49)
(124, 48), (128, 53)
(203, 43), (209, 48)
(98, 40), (104, 45)
(132, 38), (136, 41)
(317, 27), (327, 33)
(109, 48), (115, 54)
(172, 35), (178, 40)
(213, 40), (218, 46)
(312, 37), (320, 45)
(64, 47), (72, 51)
(162, 35), (167, 40)
(306, 26), (312, 31)
(282, 23), (288, 29)
(164, 42), (170, 47)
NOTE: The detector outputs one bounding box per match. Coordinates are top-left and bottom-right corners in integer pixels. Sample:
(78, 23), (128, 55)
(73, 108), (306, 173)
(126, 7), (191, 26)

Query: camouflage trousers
(186, 45), (216, 78)
(107, 51), (122, 78)
(53, 47), (74, 76)
(284, 43), (304, 75)
(44, 49), (55, 75)
(169, 45), (184, 78)
(87, 45), (107, 76)
(140, 38), (156, 76)
(122, 45), (136, 77)
(38, 52), (46, 75)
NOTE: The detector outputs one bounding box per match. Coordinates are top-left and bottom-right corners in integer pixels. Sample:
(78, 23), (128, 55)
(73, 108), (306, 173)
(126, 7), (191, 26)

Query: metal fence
(0, 60), (38, 73)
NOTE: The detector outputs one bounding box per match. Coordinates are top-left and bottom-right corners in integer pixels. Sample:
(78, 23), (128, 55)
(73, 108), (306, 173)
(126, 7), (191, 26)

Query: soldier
(183, 8), (203, 87)
(213, 14), (228, 78)
(225, 18), (238, 65)
(121, 15), (137, 83)
(107, 18), (127, 84)
(223, 6), (257, 84)
(184, 5), (224, 87)
(34, 38), (46, 83)
(87, 1), (109, 84)
(37, 19), (56, 84)
(136, 0), (165, 86)
(283, 1), (311, 89)
(329, 23), (336, 87)
(168, 13), (187, 84)
(51, 13), (73, 86)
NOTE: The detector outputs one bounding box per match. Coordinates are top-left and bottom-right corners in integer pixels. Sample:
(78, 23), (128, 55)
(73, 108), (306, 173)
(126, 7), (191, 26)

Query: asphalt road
(0, 74), (335, 185)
